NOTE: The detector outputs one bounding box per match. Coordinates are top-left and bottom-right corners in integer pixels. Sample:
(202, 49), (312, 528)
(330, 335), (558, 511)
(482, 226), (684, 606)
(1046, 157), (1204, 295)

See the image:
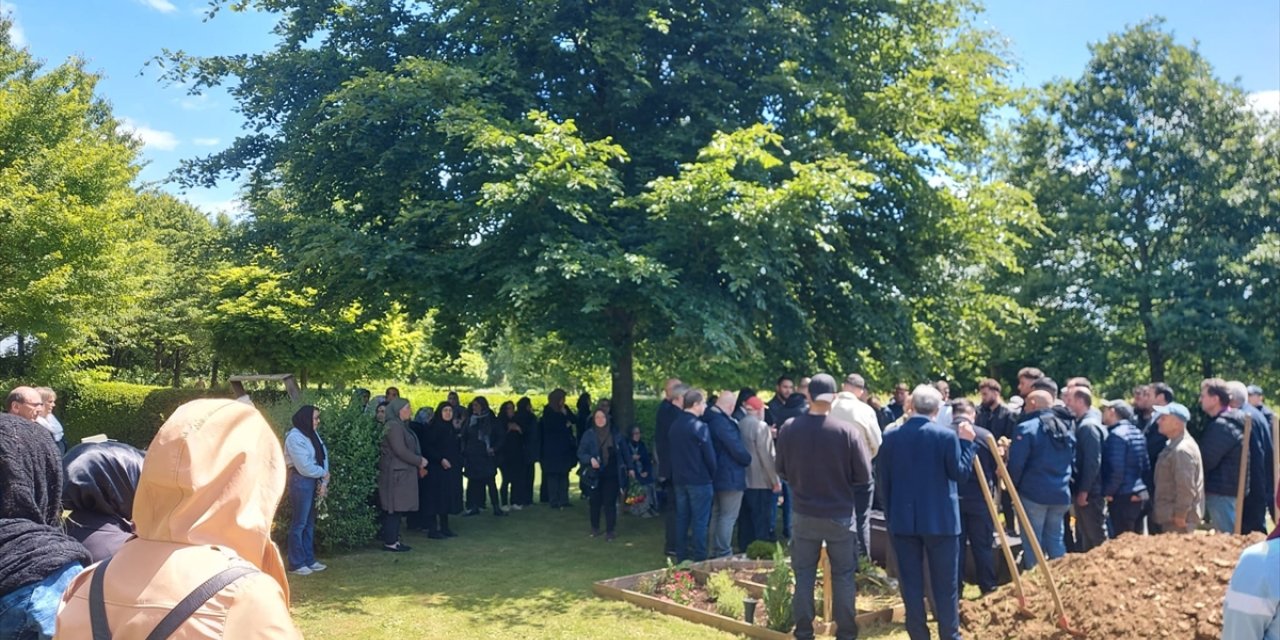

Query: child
(622, 426), (659, 517)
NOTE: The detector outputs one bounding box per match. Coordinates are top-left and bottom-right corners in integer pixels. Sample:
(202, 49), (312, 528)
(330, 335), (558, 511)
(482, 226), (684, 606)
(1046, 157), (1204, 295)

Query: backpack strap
(144, 565), (258, 640)
(89, 557), (114, 640)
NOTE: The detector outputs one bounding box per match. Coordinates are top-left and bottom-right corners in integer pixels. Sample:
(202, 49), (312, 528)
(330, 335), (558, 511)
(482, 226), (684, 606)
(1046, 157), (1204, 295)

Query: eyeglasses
(22, 401), (45, 407)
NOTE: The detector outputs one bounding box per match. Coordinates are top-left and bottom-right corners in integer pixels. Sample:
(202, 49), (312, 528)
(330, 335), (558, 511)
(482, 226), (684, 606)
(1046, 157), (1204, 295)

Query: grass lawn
(288, 497), (929, 639)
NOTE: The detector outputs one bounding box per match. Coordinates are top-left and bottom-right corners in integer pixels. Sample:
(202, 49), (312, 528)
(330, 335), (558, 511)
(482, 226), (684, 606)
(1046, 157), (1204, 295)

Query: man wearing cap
(737, 396), (780, 550)
(832, 374), (882, 562)
(877, 384), (975, 640)
(777, 374), (872, 640)
(1151, 403), (1204, 533)
(1199, 378), (1248, 533)
(1100, 399), (1150, 536)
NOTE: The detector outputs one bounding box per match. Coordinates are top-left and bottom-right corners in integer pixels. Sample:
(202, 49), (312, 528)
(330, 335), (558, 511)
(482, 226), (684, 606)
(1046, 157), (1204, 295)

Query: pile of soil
(960, 532), (1265, 639)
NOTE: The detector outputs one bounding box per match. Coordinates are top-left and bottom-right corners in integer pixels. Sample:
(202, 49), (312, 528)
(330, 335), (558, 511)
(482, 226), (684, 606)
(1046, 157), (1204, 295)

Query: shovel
(973, 456), (1027, 613)
(985, 433), (1081, 636)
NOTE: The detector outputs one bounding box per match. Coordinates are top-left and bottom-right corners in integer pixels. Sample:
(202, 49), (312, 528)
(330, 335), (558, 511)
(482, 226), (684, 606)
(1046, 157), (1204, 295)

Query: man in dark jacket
(1099, 399), (1149, 536)
(1246, 384), (1276, 527)
(1232, 381), (1274, 535)
(1065, 388), (1107, 552)
(655, 378), (685, 556)
(887, 383), (909, 422)
(1006, 390), (1075, 568)
(778, 374), (873, 640)
(976, 378), (1017, 534)
(766, 375), (807, 540)
(705, 390), (751, 558)
(1142, 382), (1174, 534)
(951, 399), (997, 595)
(877, 384), (975, 640)
(669, 389), (717, 562)
(1198, 378), (1247, 533)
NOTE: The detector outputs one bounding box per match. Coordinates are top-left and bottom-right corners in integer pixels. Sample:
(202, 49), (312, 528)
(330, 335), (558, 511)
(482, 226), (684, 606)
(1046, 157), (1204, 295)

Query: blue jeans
(1205, 493), (1236, 534)
(893, 534), (961, 640)
(776, 481), (793, 538)
(287, 472), (319, 570)
(853, 481), (874, 560)
(1021, 499), (1069, 569)
(710, 491), (743, 558)
(0, 563), (83, 640)
(675, 484), (714, 562)
(737, 488), (776, 550)
(793, 514), (859, 640)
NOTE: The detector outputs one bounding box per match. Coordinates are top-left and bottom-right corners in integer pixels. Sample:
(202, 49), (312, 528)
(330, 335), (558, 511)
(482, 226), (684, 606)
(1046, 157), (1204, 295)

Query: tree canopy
(163, 0), (1038, 423)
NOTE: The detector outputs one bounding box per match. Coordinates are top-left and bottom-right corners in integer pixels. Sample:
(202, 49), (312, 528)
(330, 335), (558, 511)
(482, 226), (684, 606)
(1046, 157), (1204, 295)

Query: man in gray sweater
(736, 396), (780, 550)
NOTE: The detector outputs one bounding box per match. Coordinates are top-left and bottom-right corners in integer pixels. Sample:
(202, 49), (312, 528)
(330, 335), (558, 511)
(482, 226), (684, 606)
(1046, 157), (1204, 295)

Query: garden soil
(959, 531), (1266, 639)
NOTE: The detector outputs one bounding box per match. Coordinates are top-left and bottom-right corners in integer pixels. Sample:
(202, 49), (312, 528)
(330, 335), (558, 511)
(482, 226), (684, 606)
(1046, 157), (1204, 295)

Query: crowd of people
(1, 368), (1277, 640)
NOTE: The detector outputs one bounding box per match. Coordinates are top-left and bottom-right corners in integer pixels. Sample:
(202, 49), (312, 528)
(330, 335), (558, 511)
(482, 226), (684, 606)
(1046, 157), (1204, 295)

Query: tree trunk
(210, 359), (220, 387)
(171, 348), (182, 388)
(1137, 292), (1165, 381)
(15, 334), (25, 376)
(607, 309), (636, 431)
(1201, 356), (1214, 379)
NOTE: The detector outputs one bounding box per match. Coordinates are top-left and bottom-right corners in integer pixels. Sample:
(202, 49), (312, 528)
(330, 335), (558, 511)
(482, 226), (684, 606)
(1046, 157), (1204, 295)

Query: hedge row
(61, 383), (220, 448)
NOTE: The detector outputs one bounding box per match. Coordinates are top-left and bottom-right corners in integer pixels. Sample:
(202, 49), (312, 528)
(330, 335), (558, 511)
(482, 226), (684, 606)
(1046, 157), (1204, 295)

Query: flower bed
(595, 556), (903, 639)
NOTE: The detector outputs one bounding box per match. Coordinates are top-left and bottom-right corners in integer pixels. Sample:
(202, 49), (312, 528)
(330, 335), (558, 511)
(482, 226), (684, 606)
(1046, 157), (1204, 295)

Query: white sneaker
(501, 505), (511, 512)
(290, 566), (313, 576)
(308, 562), (327, 572)
(511, 504), (524, 511)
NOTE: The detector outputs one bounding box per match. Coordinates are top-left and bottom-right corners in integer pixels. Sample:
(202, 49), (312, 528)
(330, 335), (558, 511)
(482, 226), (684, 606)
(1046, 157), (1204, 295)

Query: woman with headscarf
(514, 397), (539, 508)
(540, 389), (579, 509)
(577, 408), (627, 541)
(0, 414), (90, 639)
(62, 442), (146, 563)
(283, 405), (329, 575)
(418, 403), (464, 538)
(462, 397), (505, 517)
(497, 401), (523, 511)
(378, 398), (427, 552)
(54, 399), (300, 639)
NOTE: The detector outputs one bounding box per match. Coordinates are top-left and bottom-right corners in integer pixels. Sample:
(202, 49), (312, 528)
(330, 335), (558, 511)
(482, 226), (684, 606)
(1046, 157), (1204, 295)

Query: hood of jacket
(133, 399), (289, 597)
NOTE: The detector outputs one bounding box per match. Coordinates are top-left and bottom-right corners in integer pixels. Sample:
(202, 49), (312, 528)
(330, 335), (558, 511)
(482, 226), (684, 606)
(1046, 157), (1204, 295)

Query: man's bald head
(1025, 390), (1054, 412)
(5, 386), (43, 421)
(664, 378), (683, 401)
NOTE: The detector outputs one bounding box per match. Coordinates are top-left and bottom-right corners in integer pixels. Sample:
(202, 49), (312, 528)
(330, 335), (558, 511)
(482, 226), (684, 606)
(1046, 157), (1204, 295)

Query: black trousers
(1110, 493), (1148, 536)
(499, 461), (520, 507)
(590, 472), (621, 534)
(959, 509), (997, 594)
(467, 475), (500, 512)
(517, 463), (536, 506)
(379, 511), (403, 545)
(544, 471), (571, 507)
(427, 513), (450, 533)
(661, 479), (677, 554)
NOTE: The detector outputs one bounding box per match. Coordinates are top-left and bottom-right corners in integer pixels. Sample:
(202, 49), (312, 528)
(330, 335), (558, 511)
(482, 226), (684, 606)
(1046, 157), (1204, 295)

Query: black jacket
(958, 425), (997, 514)
(766, 393), (808, 428)
(463, 412), (504, 479)
(976, 402), (1017, 441)
(539, 407), (579, 474)
(655, 400), (681, 480)
(1200, 409), (1247, 497)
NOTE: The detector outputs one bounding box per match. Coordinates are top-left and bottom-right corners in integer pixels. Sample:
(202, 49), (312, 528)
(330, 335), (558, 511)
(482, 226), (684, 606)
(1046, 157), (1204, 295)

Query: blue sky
(3, 0), (1277, 216)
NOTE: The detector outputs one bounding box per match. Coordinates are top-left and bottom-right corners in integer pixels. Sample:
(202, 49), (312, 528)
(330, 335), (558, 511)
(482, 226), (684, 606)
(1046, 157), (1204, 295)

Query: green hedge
(61, 382), (217, 448)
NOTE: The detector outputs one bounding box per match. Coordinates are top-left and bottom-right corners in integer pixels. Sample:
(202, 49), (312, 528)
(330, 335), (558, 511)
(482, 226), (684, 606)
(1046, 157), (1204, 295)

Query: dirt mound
(960, 532), (1266, 639)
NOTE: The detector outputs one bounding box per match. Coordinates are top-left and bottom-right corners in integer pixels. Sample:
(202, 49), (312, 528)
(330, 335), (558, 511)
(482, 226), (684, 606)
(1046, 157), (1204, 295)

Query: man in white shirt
(832, 373), (882, 561)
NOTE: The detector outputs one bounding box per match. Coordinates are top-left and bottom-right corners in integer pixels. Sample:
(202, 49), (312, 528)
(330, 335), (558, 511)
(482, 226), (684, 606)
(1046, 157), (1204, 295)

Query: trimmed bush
(61, 382), (216, 448)
(262, 392), (379, 552)
(745, 540), (777, 560)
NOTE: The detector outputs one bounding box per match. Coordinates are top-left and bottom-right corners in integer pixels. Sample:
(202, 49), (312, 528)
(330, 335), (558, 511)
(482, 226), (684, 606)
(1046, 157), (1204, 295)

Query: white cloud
(117, 118), (180, 151)
(192, 137), (221, 146)
(1247, 90), (1279, 118)
(186, 196), (246, 218)
(176, 93), (213, 111)
(136, 0), (177, 14)
(1, 1), (25, 48)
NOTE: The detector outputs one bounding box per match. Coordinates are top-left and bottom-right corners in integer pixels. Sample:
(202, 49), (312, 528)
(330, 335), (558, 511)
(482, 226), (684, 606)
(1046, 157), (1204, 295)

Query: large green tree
(167, 0), (1035, 423)
(0, 20), (143, 380)
(1007, 20), (1274, 387)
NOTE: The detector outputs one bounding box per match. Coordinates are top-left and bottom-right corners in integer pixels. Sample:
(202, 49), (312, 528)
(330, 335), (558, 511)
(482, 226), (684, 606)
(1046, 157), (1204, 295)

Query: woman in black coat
(577, 408), (627, 540)
(418, 403), (463, 538)
(539, 389), (578, 509)
(463, 397), (505, 517)
(514, 397), (539, 507)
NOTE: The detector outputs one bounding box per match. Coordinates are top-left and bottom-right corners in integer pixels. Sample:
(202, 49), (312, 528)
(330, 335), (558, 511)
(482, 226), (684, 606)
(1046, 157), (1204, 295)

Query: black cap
(808, 374), (837, 400)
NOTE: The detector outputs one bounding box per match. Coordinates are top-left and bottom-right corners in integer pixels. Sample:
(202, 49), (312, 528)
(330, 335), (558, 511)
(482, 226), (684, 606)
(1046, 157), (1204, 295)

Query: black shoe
(462, 509), (481, 517)
(427, 531), (446, 539)
(382, 543), (411, 552)
(441, 529), (458, 538)
(494, 510), (508, 517)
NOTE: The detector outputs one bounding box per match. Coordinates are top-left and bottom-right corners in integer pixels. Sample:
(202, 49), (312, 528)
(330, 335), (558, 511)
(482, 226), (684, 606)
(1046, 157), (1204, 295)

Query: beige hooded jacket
(56, 399), (301, 639)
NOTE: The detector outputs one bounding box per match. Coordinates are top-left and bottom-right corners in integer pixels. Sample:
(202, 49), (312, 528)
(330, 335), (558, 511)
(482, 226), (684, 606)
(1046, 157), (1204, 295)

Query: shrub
(61, 382), (216, 447)
(764, 544), (794, 632)
(745, 540), (777, 560)
(261, 392), (380, 552)
(715, 585), (747, 620)
(705, 570), (737, 602)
